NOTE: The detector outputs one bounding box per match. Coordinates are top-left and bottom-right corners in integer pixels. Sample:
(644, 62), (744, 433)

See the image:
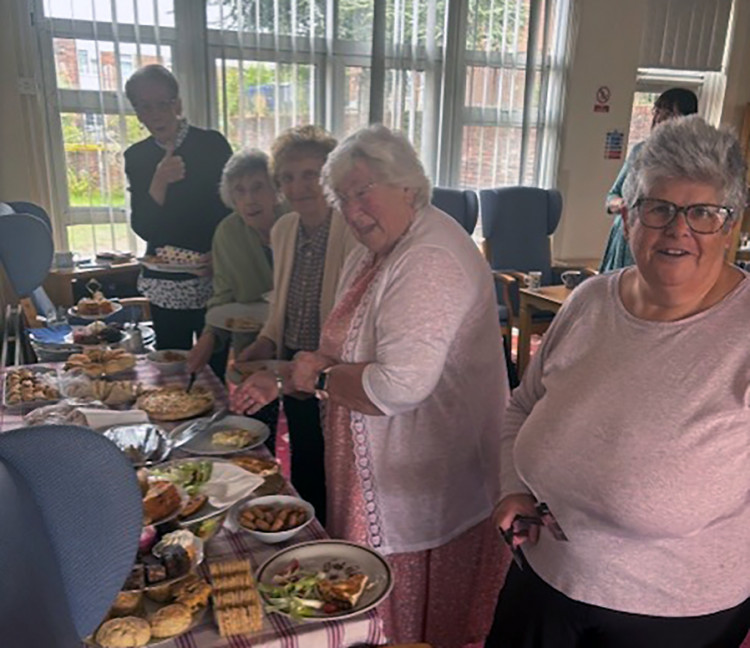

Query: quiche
(136, 386), (214, 422)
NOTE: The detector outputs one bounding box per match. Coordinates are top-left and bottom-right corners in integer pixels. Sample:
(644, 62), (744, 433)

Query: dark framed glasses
(632, 198), (733, 234)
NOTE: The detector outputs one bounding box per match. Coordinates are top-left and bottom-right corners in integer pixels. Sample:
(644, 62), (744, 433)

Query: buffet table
(0, 358), (386, 648)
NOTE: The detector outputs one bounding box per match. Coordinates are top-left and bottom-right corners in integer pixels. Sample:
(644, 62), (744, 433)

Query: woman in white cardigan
(231, 125), (509, 648)
(236, 125), (357, 524)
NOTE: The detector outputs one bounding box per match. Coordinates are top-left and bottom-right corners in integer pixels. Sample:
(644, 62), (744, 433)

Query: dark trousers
(150, 304), (229, 381)
(282, 394), (327, 526)
(486, 559), (750, 648)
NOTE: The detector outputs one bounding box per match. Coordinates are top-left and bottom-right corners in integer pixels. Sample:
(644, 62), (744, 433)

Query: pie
(211, 428), (256, 448)
(317, 573), (368, 610)
(136, 386), (214, 421)
(231, 455), (279, 476)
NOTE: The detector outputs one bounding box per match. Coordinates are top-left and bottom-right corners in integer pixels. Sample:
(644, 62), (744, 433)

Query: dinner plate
(172, 414), (270, 456)
(205, 302), (269, 333)
(226, 359), (286, 386)
(148, 458), (264, 524)
(67, 301), (123, 321)
(141, 256), (208, 275)
(256, 540), (394, 621)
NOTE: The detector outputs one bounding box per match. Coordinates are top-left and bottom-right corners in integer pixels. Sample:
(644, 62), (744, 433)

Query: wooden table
(43, 261), (141, 307)
(517, 284), (571, 377)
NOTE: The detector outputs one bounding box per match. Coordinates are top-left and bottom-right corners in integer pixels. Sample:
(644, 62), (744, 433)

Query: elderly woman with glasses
(487, 115), (750, 648)
(231, 125), (509, 647)
(124, 64), (232, 358)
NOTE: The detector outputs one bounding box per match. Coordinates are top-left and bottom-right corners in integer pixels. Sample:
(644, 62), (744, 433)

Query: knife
(186, 372), (197, 393)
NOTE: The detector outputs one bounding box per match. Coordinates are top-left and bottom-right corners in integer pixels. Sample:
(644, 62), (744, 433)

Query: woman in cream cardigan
(237, 125), (357, 523)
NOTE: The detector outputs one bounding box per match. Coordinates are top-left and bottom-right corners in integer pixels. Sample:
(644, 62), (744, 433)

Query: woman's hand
(186, 331), (214, 373)
(291, 351), (336, 393)
(149, 144), (185, 205)
(493, 493), (540, 547)
(229, 370), (278, 415)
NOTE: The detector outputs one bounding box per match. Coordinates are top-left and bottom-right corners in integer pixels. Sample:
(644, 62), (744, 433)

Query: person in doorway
(599, 87), (698, 272)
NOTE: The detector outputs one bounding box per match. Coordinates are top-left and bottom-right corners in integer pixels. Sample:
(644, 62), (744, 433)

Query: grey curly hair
(219, 149), (273, 209)
(622, 115), (747, 227)
(321, 124), (431, 211)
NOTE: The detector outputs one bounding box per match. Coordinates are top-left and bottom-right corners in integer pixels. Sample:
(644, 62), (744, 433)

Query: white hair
(219, 149), (272, 209)
(321, 124), (431, 210)
(622, 115), (747, 226)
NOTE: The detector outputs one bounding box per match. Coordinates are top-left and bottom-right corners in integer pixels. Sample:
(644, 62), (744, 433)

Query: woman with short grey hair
(487, 114), (750, 646)
(187, 148), (278, 379)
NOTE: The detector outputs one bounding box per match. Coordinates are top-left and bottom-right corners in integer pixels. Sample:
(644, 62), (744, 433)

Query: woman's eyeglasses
(632, 198), (733, 234)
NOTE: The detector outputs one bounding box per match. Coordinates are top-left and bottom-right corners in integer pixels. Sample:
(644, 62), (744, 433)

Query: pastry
(94, 616), (151, 647)
(317, 573), (369, 610)
(179, 493), (207, 519)
(211, 428), (255, 448)
(109, 590), (143, 617)
(144, 582), (173, 603)
(136, 386), (214, 422)
(123, 564), (145, 591)
(172, 575), (212, 612)
(149, 603), (192, 638)
(142, 480), (181, 525)
(231, 455), (279, 476)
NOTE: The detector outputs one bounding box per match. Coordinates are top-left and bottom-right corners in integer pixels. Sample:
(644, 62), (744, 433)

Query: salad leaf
(150, 460), (213, 496)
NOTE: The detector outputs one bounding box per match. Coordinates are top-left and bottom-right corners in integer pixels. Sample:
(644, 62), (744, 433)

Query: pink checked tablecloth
(0, 357), (386, 648)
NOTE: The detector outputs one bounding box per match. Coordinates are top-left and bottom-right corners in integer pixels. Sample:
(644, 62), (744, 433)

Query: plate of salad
(255, 540), (393, 621)
(149, 458), (263, 525)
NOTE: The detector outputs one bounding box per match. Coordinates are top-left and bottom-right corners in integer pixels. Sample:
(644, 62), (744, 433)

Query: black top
(124, 126), (232, 279)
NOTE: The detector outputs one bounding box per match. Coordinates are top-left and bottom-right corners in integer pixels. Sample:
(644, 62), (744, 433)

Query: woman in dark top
(124, 64), (232, 356)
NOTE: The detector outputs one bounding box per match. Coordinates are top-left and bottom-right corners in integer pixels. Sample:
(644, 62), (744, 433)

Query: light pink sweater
(503, 270), (750, 616)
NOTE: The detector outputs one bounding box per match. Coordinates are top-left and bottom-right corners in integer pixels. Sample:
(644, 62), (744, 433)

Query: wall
(553, 0), (648, 263)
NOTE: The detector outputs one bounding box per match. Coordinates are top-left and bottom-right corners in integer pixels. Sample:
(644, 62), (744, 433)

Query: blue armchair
(431, 187), (479, 235)
(479, 186), (563, 334)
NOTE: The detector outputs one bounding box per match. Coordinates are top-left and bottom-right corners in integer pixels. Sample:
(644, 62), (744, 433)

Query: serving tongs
(167, 406), (228, 452)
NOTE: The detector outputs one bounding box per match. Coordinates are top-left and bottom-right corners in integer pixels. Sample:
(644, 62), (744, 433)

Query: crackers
(208, 559), (263, 636)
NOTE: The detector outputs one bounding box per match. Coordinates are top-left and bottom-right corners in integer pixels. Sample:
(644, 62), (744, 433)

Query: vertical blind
(38, 0), (573, 255)
(639, 0), (732, 71)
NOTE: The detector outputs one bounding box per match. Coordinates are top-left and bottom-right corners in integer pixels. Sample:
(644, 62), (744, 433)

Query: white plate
(205, 302), (269, 333)
(141, 257), (208, 275)
(148, 458), (263, 524)
(67, 302), (123, 321)
(256, 540), (394, 621)
(64, 327), (128, 347)
(173, 414), (270, 456)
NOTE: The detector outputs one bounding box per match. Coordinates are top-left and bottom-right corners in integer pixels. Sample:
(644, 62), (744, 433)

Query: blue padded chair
(479, 186), (563, 333)
(0, 211), (54, 298)
(431, 187), (479, 235)
(0, 425), (142, 647)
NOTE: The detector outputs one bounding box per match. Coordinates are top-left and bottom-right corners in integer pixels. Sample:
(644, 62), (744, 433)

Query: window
(39, 0), (572, 253)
